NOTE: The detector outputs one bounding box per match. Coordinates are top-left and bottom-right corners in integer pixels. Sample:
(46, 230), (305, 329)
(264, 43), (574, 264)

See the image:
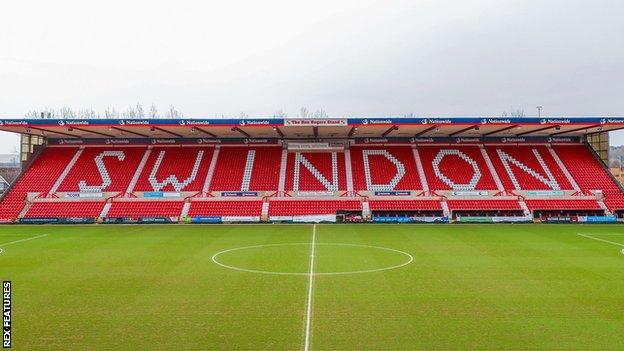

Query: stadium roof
(1, 117), (623, 139)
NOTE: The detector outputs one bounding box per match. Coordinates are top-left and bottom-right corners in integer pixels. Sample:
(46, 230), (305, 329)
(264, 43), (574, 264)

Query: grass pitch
(1, 224), (623, 350)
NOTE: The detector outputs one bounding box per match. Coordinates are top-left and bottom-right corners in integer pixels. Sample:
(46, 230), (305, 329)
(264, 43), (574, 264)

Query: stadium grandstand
(1, 116), (623, 224)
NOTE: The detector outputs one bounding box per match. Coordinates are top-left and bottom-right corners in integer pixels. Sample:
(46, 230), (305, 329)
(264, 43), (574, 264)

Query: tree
(312, 108), (328, 118)
(123, 103), (144, 118)
(25, 110), (41, 118)
(103, 107), (118, 118)
(25, 108), (59, 119)
(501, 106), (525, 118)
(299, 107), (309, 118)
(135, 103), (144, 118)
(148, 104), (159, 118)
(78, 108), (97, 118)
(25, 103), (183, 119)
(166, 105), (183, 118)
(58, 106), (76, 119)
(272, 109), (287, 118)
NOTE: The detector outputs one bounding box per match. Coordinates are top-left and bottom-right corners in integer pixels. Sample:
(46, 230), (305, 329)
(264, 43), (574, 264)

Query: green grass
(1, 224), (623, 350)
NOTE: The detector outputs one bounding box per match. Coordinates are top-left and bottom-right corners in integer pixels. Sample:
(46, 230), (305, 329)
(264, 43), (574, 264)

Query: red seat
(0, 147), (76, 221)
(446, 200), (521, 210)
(107, 201), (184, 217)
(210, 147), (281, 191)
(188, 201), (263, 216)
(553, 145), (624, 211)
(368, 200), (441, 211)
(268, 200), (361, 215)
(524, 200), (601, 210)
(24, 201), (104, 218)
(5, 142), (624, 220)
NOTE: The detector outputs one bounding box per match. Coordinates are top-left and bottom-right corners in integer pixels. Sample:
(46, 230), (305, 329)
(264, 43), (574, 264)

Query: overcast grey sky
(1, 0), (624, 152)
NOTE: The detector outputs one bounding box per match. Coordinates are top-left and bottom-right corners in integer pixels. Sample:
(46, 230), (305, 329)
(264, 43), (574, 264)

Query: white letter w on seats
(149, 150), (204, 191)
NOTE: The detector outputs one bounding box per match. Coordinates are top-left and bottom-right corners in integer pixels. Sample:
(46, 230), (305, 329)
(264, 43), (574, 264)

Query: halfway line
(303, 224), (316, 351)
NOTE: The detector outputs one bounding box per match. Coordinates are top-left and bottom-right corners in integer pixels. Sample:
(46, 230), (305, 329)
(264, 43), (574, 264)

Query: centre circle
(211, 243), (413, 275)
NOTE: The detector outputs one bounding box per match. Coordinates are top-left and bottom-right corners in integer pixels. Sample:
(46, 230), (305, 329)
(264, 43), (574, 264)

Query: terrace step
(413, 146), (429, 192)
(99, 202), (112, 218)
(480, 145), (504, 191)
(361, 200), (371, 219)
(261, 202), (270, 221)
(518, 200), (531, 216)
(202, 146), (220, 195)
(125, 146), (152, 195)
(278, 148), (288, 193)
(181, 202), (192, 218)
(48, 147), (84, 195)
(344, 149), (354, 192)
(17, 201), (33, 219)
(548, 146), (581, 192)
(597, 200), (612, 215)
(440, 201), (451, 217)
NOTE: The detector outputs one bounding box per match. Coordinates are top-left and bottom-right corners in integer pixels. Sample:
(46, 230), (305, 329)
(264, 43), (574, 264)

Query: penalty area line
(303, 224), (316, 351)
(0, 234), (49, 254)
(577, 233), (624, 255)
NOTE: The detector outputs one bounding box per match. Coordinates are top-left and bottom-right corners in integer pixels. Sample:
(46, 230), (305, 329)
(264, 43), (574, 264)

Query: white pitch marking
(211, 243), (414, 276)
(0, 234), (49, 254)
(303, 224), (316, 351)
(577, 233), (624, 255)
(0, 234), (48, 247)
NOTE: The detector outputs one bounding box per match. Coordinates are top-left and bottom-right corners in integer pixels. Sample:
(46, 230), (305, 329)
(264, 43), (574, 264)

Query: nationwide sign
(353, 136), (582, 144)
(0, 120), (28, 126)
(118, 120), (150, 126)
(453, 138), (481, 143)
(480, 118), (511, 124)
(178, 120), (212, 126)
(56, 139), (86, 145)
(347, 116), (624, 126)
(47, 136), (582, 146)
(239, 120), (272, 126)
(0, 118), (284, 128)
(601, 118), (624, 124)
(58, 120), (90, 126)
(48, 138), (279, 145)
(361, 119), (394, 125)
(540, 118), (571, 124)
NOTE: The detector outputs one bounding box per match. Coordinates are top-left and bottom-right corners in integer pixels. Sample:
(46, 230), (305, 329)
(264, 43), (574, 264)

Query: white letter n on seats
(496, 149), (560, 190)
(293, 152), (338, 191)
